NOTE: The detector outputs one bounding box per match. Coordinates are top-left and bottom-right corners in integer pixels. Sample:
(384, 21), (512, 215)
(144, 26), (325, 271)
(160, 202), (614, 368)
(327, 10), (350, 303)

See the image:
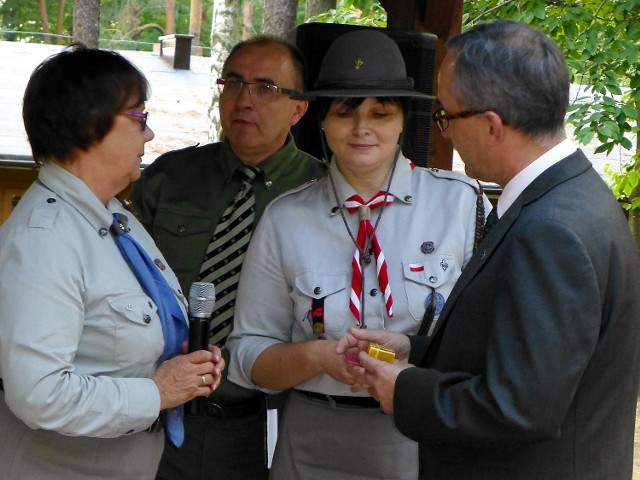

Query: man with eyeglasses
(338, 20), (640, 479)
(130, 35), (326, 480)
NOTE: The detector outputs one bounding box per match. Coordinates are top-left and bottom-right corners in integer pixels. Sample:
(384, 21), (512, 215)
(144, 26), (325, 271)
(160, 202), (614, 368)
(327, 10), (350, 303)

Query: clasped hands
(336, 328), (413, 414)
(151, 342), (225, 411)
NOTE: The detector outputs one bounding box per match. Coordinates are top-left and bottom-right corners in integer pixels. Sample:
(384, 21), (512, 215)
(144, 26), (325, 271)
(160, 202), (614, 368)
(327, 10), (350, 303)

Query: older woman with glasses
(227, 29), (492, 479)
(0, 46), (224, 479)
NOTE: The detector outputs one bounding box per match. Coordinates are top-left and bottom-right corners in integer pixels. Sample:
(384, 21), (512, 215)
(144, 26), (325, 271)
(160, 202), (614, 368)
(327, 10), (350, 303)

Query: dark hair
(316, 97), (412, 123)
(446, 20), (569, 140)
(23, 45), (150, 164)
(222, 35), (307, 91)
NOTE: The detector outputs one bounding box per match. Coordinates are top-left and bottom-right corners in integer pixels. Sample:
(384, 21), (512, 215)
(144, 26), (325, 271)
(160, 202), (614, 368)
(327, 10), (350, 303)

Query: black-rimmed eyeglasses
(216, 78), (299, 102)
(432, 107), (489, 132)
(122, 111), (149, 131)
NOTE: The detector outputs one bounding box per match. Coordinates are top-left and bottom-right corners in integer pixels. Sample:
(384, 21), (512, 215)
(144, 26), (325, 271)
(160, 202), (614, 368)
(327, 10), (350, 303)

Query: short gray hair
(446, 20), (569, 140)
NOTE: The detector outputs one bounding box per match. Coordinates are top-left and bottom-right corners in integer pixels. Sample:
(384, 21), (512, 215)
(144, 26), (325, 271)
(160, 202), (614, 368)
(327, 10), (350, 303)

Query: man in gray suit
(338, 20), (640, 479)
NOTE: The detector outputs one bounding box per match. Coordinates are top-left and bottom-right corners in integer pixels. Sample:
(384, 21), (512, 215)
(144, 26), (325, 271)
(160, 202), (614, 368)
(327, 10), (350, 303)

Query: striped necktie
(198, 165), (260, 348)
(110, 213), (188, 447)
(344, 192), (394, 327)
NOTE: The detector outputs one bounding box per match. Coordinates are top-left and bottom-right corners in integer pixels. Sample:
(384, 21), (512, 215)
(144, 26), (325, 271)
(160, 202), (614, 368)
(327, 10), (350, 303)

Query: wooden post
(381, 0), (463, 170)
(159, 34), (195, 70)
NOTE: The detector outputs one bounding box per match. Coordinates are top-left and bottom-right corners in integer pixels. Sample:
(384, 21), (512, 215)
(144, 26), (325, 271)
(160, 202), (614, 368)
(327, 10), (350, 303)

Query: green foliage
(309, 0), (386, 27)
(0, 0), (213, 52)
(464, 0), (640, 209)
(0, 0), (73, 42)
(604, 156), (640, 210)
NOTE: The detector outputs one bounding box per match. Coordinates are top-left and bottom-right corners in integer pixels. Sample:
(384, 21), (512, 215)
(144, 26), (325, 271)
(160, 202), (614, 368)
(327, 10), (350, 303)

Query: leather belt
(298, 390), (380, 408)
(203, 396), (263, 420)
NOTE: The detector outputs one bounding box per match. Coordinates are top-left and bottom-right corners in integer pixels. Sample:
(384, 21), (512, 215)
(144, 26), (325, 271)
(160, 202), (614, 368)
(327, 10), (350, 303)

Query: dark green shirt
(130, 134), (327, 294)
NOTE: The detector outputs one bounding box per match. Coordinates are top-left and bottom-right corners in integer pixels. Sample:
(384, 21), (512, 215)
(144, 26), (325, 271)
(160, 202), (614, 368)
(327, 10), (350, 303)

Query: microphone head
(188, 282), (216, 318)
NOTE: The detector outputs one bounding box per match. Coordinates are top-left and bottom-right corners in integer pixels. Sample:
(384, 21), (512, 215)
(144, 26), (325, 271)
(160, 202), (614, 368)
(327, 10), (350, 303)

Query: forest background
(0, 0), (638, 210)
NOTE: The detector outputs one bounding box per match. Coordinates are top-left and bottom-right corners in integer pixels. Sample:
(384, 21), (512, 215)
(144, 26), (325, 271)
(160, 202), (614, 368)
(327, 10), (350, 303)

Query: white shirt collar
(497, 138), (577, 217)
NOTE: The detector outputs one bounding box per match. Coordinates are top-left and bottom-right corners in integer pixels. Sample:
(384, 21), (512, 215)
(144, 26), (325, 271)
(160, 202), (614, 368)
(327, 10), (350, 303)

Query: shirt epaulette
(28, 196), (60, 229)
(272, 178), (318, 200)
(426, 167), (481, 191)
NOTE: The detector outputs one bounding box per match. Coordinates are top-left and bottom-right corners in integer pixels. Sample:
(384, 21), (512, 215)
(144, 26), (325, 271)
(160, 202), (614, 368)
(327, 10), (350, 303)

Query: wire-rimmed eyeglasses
(432, 107), (489, 132)
(216, 78), (299, 102)
(121, 111), (149, 131)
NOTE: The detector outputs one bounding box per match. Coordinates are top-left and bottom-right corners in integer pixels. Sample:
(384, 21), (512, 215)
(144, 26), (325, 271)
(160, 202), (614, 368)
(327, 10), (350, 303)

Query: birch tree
(209, 0), (243, 141)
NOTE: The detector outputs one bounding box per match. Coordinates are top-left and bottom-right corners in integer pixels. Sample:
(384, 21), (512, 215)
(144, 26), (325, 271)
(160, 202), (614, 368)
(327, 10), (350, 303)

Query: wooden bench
(158, 34), (194, 70)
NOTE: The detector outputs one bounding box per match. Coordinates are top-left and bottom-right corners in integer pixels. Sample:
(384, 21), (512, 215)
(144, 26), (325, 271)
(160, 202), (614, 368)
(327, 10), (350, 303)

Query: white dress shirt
(496, 138), (577, 217)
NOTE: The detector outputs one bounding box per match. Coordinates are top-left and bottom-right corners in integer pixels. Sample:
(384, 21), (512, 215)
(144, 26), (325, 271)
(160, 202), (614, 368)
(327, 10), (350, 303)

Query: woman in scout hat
(227, 29), (489, 479)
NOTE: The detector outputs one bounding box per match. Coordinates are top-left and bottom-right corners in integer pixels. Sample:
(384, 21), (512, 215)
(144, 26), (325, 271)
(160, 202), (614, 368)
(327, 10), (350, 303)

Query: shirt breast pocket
(152, 211), (212, 277)
(292, 271), (349, 334)
(103, 293), (164, 364)
(402, 256), (460, 321)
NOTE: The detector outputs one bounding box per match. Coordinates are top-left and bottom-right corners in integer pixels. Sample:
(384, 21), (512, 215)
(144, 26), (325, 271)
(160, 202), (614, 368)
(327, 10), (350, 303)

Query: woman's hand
(316, 339), (358, 386)
(151, 345), (225, 410)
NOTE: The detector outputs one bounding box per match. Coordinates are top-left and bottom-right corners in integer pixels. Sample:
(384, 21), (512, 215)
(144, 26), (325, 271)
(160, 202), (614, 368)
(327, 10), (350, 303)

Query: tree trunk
(243, 0), (254, 39)
(189, 0), (203, 45)
(39, 0), (51, 44)
(56, 0), (65, 44)
(262, 0), (297, 37)
(166, 0), (176, 35)
(209, 0), (242, 142)
(73, 0), (100, 48)
(305, 0), (335, 21)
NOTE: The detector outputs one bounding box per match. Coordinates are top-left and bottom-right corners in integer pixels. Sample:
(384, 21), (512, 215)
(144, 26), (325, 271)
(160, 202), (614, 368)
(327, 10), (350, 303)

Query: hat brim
(291, 89), (435, 101)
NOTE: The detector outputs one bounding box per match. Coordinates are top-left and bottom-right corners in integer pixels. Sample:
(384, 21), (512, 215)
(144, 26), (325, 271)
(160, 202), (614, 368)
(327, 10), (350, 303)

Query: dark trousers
(155, 407), (267, 480)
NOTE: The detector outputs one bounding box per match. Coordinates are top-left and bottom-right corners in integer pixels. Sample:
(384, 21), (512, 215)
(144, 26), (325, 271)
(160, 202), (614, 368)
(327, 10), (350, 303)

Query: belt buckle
(204, 401), (226, 419)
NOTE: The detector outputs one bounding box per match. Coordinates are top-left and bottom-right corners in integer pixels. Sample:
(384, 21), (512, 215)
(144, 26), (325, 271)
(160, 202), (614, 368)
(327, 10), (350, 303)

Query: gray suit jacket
(394, 150), (640, 479)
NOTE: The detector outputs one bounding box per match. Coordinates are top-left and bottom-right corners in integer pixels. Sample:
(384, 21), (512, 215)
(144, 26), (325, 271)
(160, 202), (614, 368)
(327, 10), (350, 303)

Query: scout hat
(293, 29), (433, 100)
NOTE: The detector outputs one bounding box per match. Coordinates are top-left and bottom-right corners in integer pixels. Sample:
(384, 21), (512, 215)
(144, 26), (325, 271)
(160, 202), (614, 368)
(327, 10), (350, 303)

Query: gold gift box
(366, 343), (395, 363)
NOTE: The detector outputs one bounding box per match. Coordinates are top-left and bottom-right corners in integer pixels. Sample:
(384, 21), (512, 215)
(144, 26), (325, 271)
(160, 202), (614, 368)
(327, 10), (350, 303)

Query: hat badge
(354, 58), (364, 70)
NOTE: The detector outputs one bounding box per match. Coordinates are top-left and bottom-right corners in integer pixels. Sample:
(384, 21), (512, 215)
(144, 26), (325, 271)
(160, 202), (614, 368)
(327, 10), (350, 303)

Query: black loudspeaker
(288, 23), (437, 167)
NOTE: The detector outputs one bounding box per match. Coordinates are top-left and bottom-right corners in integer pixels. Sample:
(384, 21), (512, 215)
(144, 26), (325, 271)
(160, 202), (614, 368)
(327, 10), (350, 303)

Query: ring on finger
(201, 375), (206, 386)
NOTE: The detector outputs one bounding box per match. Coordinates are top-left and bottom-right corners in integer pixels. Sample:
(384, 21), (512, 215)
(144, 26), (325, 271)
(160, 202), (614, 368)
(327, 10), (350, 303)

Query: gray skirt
(270, 390), (418, 480)
(0, 394), (164, 480)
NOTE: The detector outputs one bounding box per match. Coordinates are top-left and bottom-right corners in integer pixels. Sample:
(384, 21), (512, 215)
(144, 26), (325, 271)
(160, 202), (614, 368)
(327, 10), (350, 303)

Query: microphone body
(186, 282), (216, 416)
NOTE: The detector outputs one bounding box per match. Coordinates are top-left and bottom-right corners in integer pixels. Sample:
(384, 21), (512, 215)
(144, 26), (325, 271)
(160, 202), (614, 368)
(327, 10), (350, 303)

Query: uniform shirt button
(313, 287), (322, 295)
(404, 195), (413, 203)
(369, 288), (378, 296)
(47, 197), (56, 203)
(99, 228), (108, 237)
(429, 276), (438, 284)
(143, 314), (151, 324)
(177, 225), (186, 234)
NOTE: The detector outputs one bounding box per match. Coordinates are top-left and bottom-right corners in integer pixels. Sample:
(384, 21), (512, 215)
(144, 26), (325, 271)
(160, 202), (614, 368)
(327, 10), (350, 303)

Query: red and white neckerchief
(344, 191), (394, 326)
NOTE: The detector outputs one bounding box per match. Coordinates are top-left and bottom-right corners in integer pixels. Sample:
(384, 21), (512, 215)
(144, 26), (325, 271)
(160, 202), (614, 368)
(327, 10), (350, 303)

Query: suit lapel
(426, 150), (593, 344)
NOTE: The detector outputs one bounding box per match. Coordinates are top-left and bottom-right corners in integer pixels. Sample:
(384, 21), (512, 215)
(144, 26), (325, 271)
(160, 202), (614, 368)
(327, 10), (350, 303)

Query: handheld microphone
(186, 282), (216, 416)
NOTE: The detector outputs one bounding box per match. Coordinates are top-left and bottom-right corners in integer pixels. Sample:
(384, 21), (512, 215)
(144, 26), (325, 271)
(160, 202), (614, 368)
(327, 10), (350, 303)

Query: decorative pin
(154, 258), (166, 271)
(425, 291), (445, 315)
(440, 259), (449, 271)
(354, 58), (364, 70)
(421, 241), (435, 254)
